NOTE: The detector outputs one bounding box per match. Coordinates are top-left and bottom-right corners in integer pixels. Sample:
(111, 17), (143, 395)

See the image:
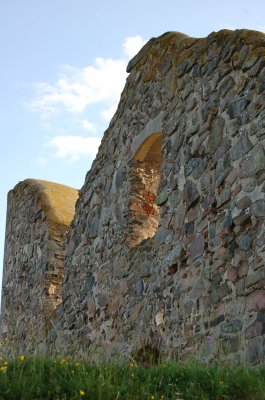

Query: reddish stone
(247, 321), (264, 338)
(232, 185), (242, 197)
(239, 261), (249, 277)
(246, 290), (265, 312)
(86, 297), (96, 315)
(142, 203), (156, 216)
(107, 297), (121, 315)
(143, 192), (156, 203)
(113, 280), (128, 295)
(227, 266), (239, 282)
(131, 303), (143, 320)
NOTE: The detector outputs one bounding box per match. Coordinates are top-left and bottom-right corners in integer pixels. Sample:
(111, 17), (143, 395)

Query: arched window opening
(129, 133), (162, 247)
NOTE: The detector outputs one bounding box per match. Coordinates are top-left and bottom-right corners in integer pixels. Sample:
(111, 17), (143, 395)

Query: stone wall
(1, 180), (78, 354)
(1, 29), (265, 364)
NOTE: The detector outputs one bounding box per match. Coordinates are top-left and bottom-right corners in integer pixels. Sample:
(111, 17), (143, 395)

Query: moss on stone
(23, 179), (79, 229)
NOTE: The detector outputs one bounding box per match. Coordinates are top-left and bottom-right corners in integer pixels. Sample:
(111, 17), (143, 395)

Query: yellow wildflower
(19, 355), (25, 362)
(79, 389), (85, 396)
(0, 366), (7, 373)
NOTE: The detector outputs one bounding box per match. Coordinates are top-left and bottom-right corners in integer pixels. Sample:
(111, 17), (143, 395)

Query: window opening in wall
(129, 133), (162, 247)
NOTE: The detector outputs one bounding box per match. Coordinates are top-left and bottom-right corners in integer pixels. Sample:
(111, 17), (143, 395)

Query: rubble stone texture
(1, 180), (78, 354)
(1, 29), (265, 364)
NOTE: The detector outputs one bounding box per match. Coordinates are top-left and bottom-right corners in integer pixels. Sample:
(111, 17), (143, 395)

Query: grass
(0, 355), (264, 400)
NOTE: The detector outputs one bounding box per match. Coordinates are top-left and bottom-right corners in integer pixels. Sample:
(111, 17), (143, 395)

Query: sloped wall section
(1, 29), (265, 364)
(1, 180), (78, 354)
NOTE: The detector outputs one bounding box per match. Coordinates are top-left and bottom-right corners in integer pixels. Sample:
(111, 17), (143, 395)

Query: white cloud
(46, 135), (101, 163)
(26, 59), (127, 116)
(26, 35), (146, 164)
(82, 119), (97, 131)
(123, 36), (147, 58)
(26, 35), (146, 120)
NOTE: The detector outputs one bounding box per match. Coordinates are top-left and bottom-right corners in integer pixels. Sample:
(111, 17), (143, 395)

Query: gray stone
(217, 187), (231, 208)
(231, 133), (253, 161)
(236, 196), (252, 209)
(154, 229), (173, 247)
(239, 233), (253, 251)
(173, 205), (186, 229)
(190, 234), (204, 261)
(169, 190), (181, 207)
(88, 215), (99, 238)
(253, 146), (265, 174)
(115, 166), (124, 189)
(253, 199), (265, 217)
(97, 293), (109, 307)
(186, 122), (199, 139)
(211, 283), (231, 303)
(185, 221), (194, 235)
(182, 82), (193, 99)
(135, 280), (144, 296)
(215, 153), (232, 186)
(245, 269), (264, 289)
(207, 116), (225, 154)
(83, 274), (95, 294)
(185, 180), (200, 208)
(227, 98), (250, 119)
(219, 283), (231, 301)
(236, 278), (245, 296)
(169, 243), (185, 262)
(100, 208), (112, 226)
(221, 319), (242, 333)
(242, 177), (256, 192)
(218, 76), (235, 97)
(246, 337), (264, 364)
(210, 272), (222, 289)
(213, 137), (231, 162)
(200, 173), (212, 191)
(220, 213), (233, 228)
(156, 188), (168, 206)
(184, 158), (207, 179)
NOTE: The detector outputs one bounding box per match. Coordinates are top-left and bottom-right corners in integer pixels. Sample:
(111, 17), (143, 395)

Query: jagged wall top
(12, 179), (79, 228)
(127, 29), (265, 73)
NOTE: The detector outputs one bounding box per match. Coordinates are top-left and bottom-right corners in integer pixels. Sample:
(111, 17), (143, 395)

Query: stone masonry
(1, 29), (265, 364)
(1, 180), (78, 353)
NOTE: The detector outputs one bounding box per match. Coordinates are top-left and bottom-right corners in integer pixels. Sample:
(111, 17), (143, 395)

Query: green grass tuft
(0, 356), (264, 399)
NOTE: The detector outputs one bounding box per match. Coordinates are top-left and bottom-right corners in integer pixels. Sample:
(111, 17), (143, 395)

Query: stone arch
(129, 133), (162, 246)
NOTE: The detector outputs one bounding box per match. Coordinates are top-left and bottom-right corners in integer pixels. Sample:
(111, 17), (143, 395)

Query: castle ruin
(1, 29), (265, 364)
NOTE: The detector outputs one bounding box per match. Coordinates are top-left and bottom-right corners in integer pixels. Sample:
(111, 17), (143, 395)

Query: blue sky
(1, 0), (265, 294)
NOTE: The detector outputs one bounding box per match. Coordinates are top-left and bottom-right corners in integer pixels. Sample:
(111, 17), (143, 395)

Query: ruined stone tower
(1, 29), (265, 364)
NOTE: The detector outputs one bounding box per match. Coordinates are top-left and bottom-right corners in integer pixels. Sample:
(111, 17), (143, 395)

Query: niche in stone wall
(129, 133), (162, 247)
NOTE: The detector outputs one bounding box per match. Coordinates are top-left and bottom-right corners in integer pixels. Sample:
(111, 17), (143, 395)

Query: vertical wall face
(1, 180), (78, 354)
(1, 29), (264, 364)
(58, 29), (265, 364)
